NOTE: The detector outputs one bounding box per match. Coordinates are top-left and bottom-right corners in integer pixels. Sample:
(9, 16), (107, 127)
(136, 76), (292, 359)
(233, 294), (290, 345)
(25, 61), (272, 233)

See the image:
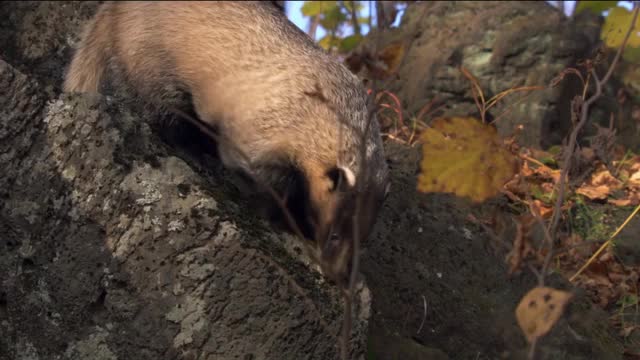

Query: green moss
(568, 198), (612, 243)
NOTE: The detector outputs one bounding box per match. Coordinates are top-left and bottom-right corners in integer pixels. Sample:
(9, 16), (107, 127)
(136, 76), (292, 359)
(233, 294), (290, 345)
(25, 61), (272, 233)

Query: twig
(520, 154), (547, 168)
(308, 14), (321, 41)
(167, 108), (345, 343)
(528, 5), (639, 360)
(416, 295), (428, 335)
(527, 195), (555, 286)
(528, 338), (538, 360)
(341, 1), (380, 358)
(348, 1), (361, 35)
(169, 108), (312, 252)
(547, 5), (639, 257)
(570, 204), (640, 282)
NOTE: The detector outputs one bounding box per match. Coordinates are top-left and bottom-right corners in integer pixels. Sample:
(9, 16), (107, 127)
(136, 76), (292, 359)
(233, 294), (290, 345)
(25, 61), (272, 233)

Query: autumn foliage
(416, 117), (519, 203)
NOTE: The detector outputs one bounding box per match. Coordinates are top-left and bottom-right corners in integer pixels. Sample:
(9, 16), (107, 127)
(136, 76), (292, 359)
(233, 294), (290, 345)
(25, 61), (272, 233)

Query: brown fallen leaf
(376, 42), (405, 76)
(629, 170), (640, 187)
(576, 184), (612, 200)
(591, 168), (624, 188)
(521, 161), (534, 177)
(345, 42), (406, 80)
(532, 164), (561, 183)
(532, 199), (553, 218)
(506, 214), (535, 275)
(608, 191), (640, 206)
(515, 287), (573, 343)
(576, 168), (624, 200)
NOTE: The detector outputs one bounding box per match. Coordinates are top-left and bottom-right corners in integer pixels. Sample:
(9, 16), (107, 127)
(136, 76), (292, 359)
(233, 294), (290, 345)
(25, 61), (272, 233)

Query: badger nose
(323, 233), (340, 253)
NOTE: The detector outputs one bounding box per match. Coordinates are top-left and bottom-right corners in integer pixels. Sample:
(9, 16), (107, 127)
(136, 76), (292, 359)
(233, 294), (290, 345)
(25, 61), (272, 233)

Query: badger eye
(326, 166), (355, 192)
(327, 168), (342, 192)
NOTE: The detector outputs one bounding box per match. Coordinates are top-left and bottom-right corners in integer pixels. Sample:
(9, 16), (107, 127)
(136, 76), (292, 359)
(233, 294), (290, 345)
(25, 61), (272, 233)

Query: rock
(362, 142), (623, 360)
(0, 58), (369, 360)
(0, 2), (628, 360)
(355, 1), (602, 149)
(0, 1), (99, 93)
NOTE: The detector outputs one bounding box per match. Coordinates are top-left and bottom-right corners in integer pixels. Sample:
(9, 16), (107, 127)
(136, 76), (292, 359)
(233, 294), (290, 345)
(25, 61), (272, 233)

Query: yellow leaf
(601, 7), (640, 49)
(515, 287), (573, 343)
(417, 117), (519, 202)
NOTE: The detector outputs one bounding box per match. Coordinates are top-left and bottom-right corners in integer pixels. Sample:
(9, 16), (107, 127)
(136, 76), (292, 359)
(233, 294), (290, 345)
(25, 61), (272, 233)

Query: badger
(63, 1), (390, 286)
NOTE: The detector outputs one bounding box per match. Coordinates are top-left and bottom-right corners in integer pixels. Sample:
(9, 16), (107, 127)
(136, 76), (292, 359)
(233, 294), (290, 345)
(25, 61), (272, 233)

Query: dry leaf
(376, 42), (405, 75)
(609, 198), (633, 206)
(536, 165), (560, 182)
(515, 287), (573, 343)
(576, 168), (623, 200)
(521, 161), (534, 177)
(591, 169), (623, 188)
(629, 170), (640, 187)
(346, 42), (405, 80)
(608, 191), (640, 206)
(576, 185), (612, 200)
(507, 216), (529, 274)
(505, 213), (546, 274)
(417, 117), (519, 202)
(532, 199), (553, 218)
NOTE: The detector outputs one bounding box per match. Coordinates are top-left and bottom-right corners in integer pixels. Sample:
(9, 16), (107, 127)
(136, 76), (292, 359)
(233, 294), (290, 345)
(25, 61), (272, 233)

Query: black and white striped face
(311, 153), (390, 286)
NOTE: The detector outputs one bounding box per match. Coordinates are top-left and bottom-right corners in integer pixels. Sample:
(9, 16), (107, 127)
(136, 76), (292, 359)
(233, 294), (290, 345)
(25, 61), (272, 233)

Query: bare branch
(348, 1), (361, 35)
(341, 2), (382, 358)
(528, 4), (639, 360)
(169, 107), (311, 251)
(547, 6), (639, 245)
(308, 14), (320, 40)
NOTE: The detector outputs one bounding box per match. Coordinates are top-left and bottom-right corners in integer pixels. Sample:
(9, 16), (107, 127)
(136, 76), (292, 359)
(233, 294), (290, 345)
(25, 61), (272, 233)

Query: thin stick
(341, 2), (380, 358)
(168, 108), (345, 342)
(527, 195), (554, 286)
(569, 204), (640, 282)
(547, 6), (638, 267)
(169, 107), (310, 247)
(416, 295), (428, 335)
(528, 4), (639, 360)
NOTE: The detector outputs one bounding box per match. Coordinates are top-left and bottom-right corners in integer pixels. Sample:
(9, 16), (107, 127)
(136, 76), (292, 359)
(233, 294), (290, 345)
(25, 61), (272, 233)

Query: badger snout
(316, 231), (354, 287)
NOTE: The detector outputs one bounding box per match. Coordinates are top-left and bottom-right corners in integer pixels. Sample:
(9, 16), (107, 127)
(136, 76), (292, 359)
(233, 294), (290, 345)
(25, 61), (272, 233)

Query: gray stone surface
(355, 1), (602, 149)
(0, 58), (369, 360)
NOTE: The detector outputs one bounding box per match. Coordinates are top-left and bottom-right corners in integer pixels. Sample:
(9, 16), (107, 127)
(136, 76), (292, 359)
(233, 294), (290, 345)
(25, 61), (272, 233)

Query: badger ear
(327, 166), (356, 192)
